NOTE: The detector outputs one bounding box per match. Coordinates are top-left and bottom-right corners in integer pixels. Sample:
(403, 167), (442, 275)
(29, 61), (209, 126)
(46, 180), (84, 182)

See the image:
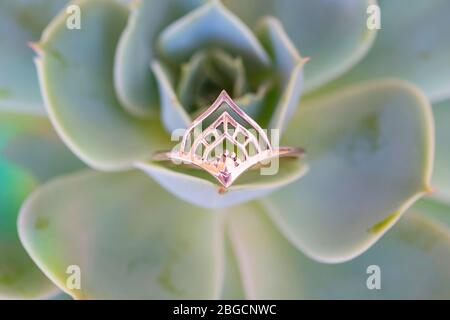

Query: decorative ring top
(153, 90), (304, 188)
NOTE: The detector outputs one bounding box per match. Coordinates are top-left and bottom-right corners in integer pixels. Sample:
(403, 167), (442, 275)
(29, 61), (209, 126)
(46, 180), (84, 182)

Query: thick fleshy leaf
(431, 99), (450, 200)
(3, 131), (85, 183)
(257, 17), (305, 131)
(220, 233), (245, 299)
(320, 0), (450, 103)
(0, 164), (49, 300)
(0, 113), (84, 191)
(262, 80), (433, 263)
(35, 0), (170, 170)
(114, 0), (204, 117)
(178, 52), (214, 112)
(207, 51), (246, 98)
(0, 113), (83, 299)
(228, 206), (450, 299)
(18, 170), (223, 299)
(48, 291), (73, 300)
(177, 53), (207, 111)
(412, 198), (450, 230)
(158, 1), (270, 68)
(136, 159), (308, 209)
(222, 0), (377, 92)
(235, 84), (269, 120)
(0, 0), (67, 114)
(151, 61), (191, 133)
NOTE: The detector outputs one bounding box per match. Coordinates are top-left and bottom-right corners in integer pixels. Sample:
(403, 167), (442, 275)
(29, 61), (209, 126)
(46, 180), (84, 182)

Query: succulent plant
(1, 0), (450, 299)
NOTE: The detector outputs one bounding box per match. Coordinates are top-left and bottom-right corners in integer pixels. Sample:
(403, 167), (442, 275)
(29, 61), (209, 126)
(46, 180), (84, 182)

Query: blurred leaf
(0, 0), (67, 114)
(228, 205), (450, 299)
(317, 0), (450, 103)
(151, 61), (191, 133)
(222, 0), (377, 92)
(257, 17), (305, 131)
(0, 113), (83, 299)
(18, 170), (223, 299)
(158, 1), (270, 68)
(137, 158), (308, 208)
(114, 0), (204, 117)
(412, 198), (450, 229)
(263, 80), (433, 263)
(36, 0), (170, 170)
(430, 99), (450, 200)
(219, 232), (245, 299)
(235, 84), (269, 120)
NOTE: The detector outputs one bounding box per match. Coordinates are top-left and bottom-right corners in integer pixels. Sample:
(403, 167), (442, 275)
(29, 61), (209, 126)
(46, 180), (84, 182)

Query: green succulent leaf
(318, 0), (450, 103)
(222, 0), (377, 92)
(0, 0), (67, 114)
(157, 1), (270, 68)
(177, 53), (208, 111)
(3, 129), (85, 183)
(18, 170), (223, 299)
(136, 159), (308, 209)
(49, 291), (73, 300)
(114, 0), (205, 117)
(234, 85), (269, 121)
(35, 0), (171, 170)
(262, 80), (433, 263)
(219, 234), (245, 299)
(151, 61), (191, 133)
(256, 17), (305, 131)
(0, 113), (83, 299)
(431, 99), (450, 201)
(412, 198), (450, 230)
(227, 205), (450, 299)
(0, 164), (48, 300)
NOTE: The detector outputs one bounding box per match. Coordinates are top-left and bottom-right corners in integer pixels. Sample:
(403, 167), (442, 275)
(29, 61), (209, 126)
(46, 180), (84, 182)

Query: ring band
(153, 146), (304, 169)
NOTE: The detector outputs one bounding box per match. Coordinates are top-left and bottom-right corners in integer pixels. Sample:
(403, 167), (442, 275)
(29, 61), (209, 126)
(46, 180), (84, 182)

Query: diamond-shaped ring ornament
(153, 90), (304, 189)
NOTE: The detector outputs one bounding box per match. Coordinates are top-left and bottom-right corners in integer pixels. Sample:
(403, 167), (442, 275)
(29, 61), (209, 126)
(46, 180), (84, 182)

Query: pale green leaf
(412, 198), (450, 230)
(0, 0), (67, 114)
(228, 206), (450, 299)
(219, 232), (245, 299)
(319, 0), (450, 103)
(151, 61), (191, 133)
(114, 0), (204, 117)
(137, 159), (308, 208)
(158, 1), (270, 68)
(263, 80), (433, 263)
(18, 170), (223, 299)
(431, 99), (450, 200)
(256, 17), (305, 131)
(222, 0), (377, 92)
(0, 113), (83, 299)
(35, 0), (170, 170)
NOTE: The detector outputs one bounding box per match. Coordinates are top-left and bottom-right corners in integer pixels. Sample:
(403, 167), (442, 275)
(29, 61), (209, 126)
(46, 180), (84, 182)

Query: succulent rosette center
(33, 0), (309, 208)
(148, 1), (306, 132)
